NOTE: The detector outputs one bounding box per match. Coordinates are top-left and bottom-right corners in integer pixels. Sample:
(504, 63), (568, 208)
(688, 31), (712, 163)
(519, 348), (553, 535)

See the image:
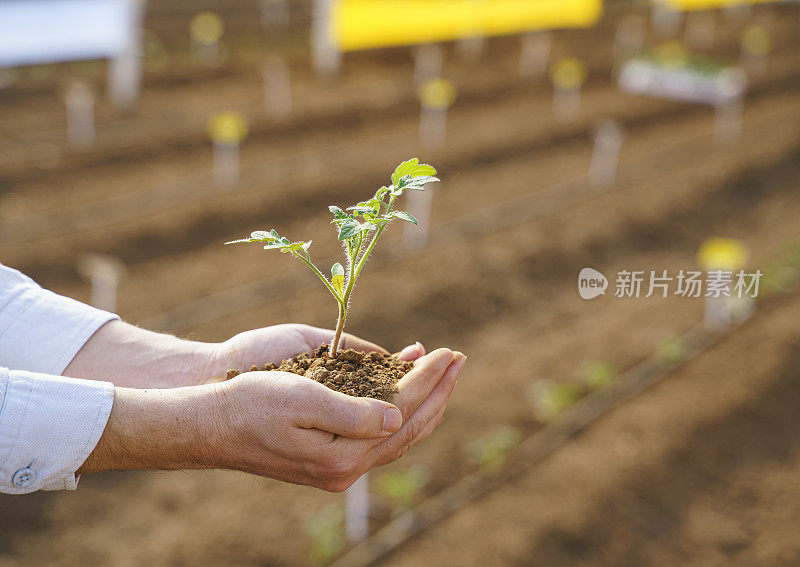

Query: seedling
(578, 360), (619, 390)
(655, 334), (688, 366)
(374, 465), (430, 512)
(466, 426), (521, 475)
(305, 503), (345, 566)
(528, 379), (586, 423)
(226, 158), (439, 358)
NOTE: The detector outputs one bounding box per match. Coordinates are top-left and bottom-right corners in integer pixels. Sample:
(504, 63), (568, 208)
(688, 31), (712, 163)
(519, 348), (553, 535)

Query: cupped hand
(215, 347), (465, 491)
(206, 324), (413, 381)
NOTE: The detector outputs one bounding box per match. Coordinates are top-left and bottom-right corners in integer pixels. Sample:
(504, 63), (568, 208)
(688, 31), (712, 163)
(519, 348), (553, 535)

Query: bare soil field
(1, 3), (799, 566)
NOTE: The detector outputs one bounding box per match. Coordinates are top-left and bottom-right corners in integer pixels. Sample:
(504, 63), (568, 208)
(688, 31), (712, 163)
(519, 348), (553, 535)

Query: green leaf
(338, 218), (361, 241)
(374, 186), (389, 201)
(391, 158), (438, 186)
(329, 206), (347, 219)
(331, 262), (345, 295)
(392, 158), (419, 186)
(403, 175), (440, 190)
(250, 230), (272, 240)
(389, 210), (418, 224)
(225, 228), (281, 245)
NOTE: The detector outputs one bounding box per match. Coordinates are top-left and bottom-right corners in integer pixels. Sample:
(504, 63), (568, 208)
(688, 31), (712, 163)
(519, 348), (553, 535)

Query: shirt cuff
(0, 283), (118, 376)
(0, 368), (114, 494)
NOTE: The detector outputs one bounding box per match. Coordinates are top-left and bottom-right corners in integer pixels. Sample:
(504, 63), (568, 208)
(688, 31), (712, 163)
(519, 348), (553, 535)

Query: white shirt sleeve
(0, 263), (119, 494)
(0, 368), (114, 494)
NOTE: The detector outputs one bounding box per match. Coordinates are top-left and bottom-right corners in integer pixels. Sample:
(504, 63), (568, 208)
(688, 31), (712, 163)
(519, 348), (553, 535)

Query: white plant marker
(65, 80), (96, 149)
(107, 0), (144, 110)
(260, 0), (289, 32)
(413, 44), (443, 87)
(740, 24), (772, 78)
(713, 68), (747, 145)
(405, 79), (457, 251)
(589, 120), (624, 190)
(613, 15), (645, 59)
(77, 253), (127, 312)
(345, 473), (370, 544)
(190, 11), (224, 67)
(651, 0), (682, 38)
(457, 33), (484, 63)
(311, 0), (341, 79)
(698, 238), (750, 331)
(518, 31), (551, 79)
(263, 54), (292, 120)
(684, 10), (716, 50)
(550, 57), (587, 121)
(208, 111), (249, 189)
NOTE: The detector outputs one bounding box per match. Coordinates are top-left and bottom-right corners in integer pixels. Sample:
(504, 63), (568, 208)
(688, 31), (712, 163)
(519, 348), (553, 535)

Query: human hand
(213, 347), (465, 491)
(204, 323), (424, 381)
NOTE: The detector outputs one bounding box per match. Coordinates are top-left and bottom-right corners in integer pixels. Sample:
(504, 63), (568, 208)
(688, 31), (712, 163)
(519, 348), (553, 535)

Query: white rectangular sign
(0, 0), (136, 67)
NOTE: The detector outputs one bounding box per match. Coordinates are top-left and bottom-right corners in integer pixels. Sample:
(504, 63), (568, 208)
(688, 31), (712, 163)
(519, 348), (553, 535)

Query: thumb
(295, 381), (404, 439)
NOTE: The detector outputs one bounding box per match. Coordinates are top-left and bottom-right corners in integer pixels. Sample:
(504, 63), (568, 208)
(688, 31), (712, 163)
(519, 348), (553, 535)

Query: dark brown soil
(225, 345), (412, 401)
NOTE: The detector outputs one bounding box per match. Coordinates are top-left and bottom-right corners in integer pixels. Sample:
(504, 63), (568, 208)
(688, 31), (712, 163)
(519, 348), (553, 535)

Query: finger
(294, 379), (403, 439)
(372, 353), (465, 467)
(394, 342), (426, 361)
(339, 332), (388, 354)
(410, 403), (447, 449)
(392, 348), (455, 419)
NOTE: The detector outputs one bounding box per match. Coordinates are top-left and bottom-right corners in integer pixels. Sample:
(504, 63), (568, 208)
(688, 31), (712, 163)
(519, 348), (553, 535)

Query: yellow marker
(662, 0), (775, 11)
(190, 11), (224, 45)
(417, 78), (457, 110)
(655, 40), (689, 69)
(550, 57), (587, 90)
(698, 238), (748, 271)
(741, 24), (773, 57)
(208, 111), (249, 145)
(331, 0), (601, 52)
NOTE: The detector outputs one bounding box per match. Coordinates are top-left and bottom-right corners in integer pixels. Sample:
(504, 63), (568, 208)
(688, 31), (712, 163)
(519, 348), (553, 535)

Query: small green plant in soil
(305, 503), (345, 567)
(578, 360), (619, 390)
(225, 158), (439, 400)
(655, 334), (689, 366)
(528, 379), (586, 423)
(466, 426), (522, 475)
(373, 464), (430, 513)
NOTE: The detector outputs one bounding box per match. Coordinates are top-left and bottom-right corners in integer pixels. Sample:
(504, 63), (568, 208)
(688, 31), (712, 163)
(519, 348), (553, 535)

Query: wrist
(78, 383), (229, 474)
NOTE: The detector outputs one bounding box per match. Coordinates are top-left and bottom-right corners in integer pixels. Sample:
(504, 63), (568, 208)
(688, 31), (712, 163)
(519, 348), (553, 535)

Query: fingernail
(415, 341), (425, 354)
(455, 355), (467, 373)
(383, 407), (403, 433)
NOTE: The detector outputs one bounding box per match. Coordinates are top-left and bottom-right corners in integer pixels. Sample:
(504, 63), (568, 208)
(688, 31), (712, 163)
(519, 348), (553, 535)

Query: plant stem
(330, 302), (346, 358)
(354, 196), (395, 277)
(292, 250), (342, 303)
